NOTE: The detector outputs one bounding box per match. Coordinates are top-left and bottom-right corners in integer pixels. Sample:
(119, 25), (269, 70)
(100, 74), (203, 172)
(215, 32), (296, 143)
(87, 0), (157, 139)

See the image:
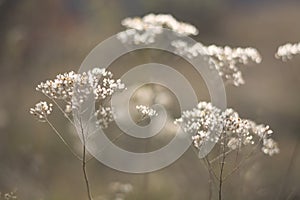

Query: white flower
(36, 71), (78, 100)
(227, 137), (241, 150)
(175, 102), (279, 156)
(136, 105), (158, 118)
(65, 104), (72, 113)
(172, 40), (262, 86)
(36, 67), (125, 114)
(119, 13), (198, 45)
(262, 138), (280, 156)
(276, 42), (300, 61)
(175, 102), (223, 147)
(30, 101), (53, 122)
(95, 106), (114, 129)
(34, 68), (125, 129)
(122, 13), (198, 36)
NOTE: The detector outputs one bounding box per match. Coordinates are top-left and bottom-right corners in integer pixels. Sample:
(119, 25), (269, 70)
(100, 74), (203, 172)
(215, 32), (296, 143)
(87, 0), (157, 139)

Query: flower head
(34, 67), (125, 128)
(119, 13), (198, 45)
(30, 101), (53, 122)
(122, 13), (198, 36)
(136, 105), (158, 118)
(95, 106), (114, 129)
(172, 40), (262, 86)
(262, 138), (280, 156)
(276, 42), (300, 61)
(175, 102), (279, 156)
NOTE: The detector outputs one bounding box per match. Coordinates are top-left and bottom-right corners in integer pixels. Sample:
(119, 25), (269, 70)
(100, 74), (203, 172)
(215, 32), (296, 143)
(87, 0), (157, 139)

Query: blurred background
(0, 0), (300, 199)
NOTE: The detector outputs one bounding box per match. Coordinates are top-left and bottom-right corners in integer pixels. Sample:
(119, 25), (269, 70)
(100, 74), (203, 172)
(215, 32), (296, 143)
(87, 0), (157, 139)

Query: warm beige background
(0, 0), (300, 199)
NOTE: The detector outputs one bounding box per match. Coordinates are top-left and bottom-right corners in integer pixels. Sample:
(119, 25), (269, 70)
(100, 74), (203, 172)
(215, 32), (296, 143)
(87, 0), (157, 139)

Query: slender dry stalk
(223, 137), (263, 182)
(218, 134), (227, 200)
(45, 118), (82, 161)
(204, 157), (214, 200)
(82, 143), (93, 200)
(79, 118), (93, 200)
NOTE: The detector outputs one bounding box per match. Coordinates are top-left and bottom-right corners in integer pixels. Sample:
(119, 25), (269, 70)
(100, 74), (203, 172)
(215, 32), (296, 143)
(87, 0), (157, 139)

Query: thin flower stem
(209, 149), (233, 164)
(204, 157), (214, 200)
(204, 156), (219, 181)
(218, 133), (227, 200)
(80, 118), (93, 200)
(85, 117), (147, 163)
(223, 141), (261, 182)
(45, 118), (82, 161)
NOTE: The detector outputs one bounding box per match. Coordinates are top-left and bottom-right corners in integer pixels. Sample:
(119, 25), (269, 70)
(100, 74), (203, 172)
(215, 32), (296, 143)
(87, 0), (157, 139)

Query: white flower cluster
(275, 42), (300, 61)
(94, 106), (114, 129)
(262, 138), (280, 156)
(136, 105), (158, 118)
(36, 68), (125, 108)
(175, 102), (279, 156)
(36, 71), (78, 100)
(29, 101), (53, 122)
(117, 28), (162, 45)
(0, 192), (17, 200)
(32, 68), (125, 128)
(172, 40), (262, 86)
(122, 13), (198, 36)
(175, 102), (223, 148)
(118, 13), (198, 44)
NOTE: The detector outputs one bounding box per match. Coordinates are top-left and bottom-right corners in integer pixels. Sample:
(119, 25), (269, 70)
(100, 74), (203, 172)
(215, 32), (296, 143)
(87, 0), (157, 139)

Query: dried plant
(30, 13), (280, 200)
(118, 13), (198, 45)
(122, 13), (277, 200)
(30, 68), (125, 200)
(275, 42), (300, 61)
(175, 102), (279, 199)
(171, 41), (262, 86)
(119, 13), (262, 87)
(175, 102), (279, 156)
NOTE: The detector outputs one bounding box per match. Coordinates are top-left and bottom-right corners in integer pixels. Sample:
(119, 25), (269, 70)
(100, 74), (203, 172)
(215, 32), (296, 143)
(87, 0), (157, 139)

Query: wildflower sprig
(118, 13), (198, 45)
(29, 101), (53, 122)
(136, 105), (158, 118)
(119, 13), (262, 86)
(175, 102), (279, 156)
(276, 42), (300, 61)
(30, 67), (126, 200)
(31, 67), (125, 128)
(172, 40), (262, 86)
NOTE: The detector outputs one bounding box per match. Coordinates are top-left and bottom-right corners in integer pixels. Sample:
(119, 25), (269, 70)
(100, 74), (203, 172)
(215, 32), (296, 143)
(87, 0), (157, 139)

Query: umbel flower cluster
(122, 13), (198, 36)
(172, 41), (262, 86)
(30, 68), (125, 128)
(276, 42), (300, 61)
(29, 101), (53, 122)
(175, 102), (279, 156)
(118, 13), (198, 45)
(119, 13), (262, 86)
(136, 105), (158, 118)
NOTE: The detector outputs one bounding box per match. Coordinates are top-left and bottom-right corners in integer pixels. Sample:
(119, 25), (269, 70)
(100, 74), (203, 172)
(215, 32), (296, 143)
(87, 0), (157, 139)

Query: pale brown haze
(1, 1), (300, 200)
